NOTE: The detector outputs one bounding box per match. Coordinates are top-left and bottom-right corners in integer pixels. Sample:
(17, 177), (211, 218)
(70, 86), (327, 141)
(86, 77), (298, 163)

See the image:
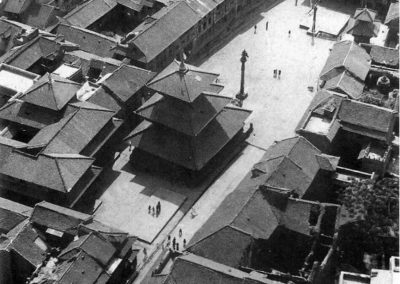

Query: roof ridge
(54, 155), (69, 192)
(148, 70), (176, 87)
(229, 187), (261, 226)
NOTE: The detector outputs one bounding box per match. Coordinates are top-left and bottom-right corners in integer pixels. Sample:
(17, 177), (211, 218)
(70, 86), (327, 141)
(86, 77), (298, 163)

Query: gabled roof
(101, 64), (155, 103)
(127, 1), (201, 63)
(324, 70), (365, 99)
(30, 201), (92, 233)
(367, 44), (399, 68)
(21, 73), (81, 111)
(59, 232), (116, 266)
(0, 20), (25, 55)
(184, 0), (223, 17)
(126, 106), (251, 170)
(385, 2), (399, 25)
(29, 101), (115, 154)
(0, 207), (27, 234)
(135, 92), (231, 136)
(62, 0), (118, 29)
(86, 86), (122, 113)
(354, 8), (376, 22)
(147, 60), (224, 103)
(252, 136), (338, 197)
(320, 41), (371, 82)
(165, 253), (283, 284)
(3, 0), (32, 14)
(0, 136), (95, 193)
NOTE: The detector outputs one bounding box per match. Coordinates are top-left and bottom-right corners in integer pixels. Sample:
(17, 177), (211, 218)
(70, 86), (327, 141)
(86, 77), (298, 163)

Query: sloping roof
(324, 70), (365, 99)
(320, 40), (371, 81)
(3, 0), (32, 14)
(135, 93), (231, 136)
(368, 45), (399, 68)
(165, 253), (283, 284)
(252, 136), (337, 197)
(8, 223), (47, 267)
(117, 0), (145, 11)
(62, 0), (118, 28)
(385, 2), (399, 25)
(128, 1), (201, 63)
(0, 99), (60, 129)
(21, 73), (81, 111)
(0, 136), (94, 193)
(346, 18), (379, 38)
(338, 99), (395, 134)
(101, 64), (155, 102)
(59, 232), (116, 266)
(56, 24), (119, 58)
(0, 208), (27, 234)
(147, 60), (224, 103)
(0, 20), (25, 55)
(29, 101), (115, 154)
(126, 106), (251, 170)
(23, 3), (57, 30)
(30, 201), (91, 233)
(184, 0), (223, 17)
(86, 87), (122, 113)
(354, 8), (376, 22)
(0, 197), (32, 216)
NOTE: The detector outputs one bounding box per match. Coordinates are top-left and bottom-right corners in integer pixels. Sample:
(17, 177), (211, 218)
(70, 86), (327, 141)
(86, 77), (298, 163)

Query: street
(133, 0), (355, 283)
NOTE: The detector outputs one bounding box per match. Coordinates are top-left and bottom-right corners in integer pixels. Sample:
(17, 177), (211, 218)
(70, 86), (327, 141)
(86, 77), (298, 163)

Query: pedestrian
(148, 205), (151, 214)
(266, 21), (268, 31)
(254, 25), (257, 34)
(152, 206), (155, 217)
(273, 69), (277, 78)
(179, 228), (182, 238)
(295, 0), (298, 6)
(143, 247), (147, 257)
(157, 201), (161, 215)
(288, 30), (291, 38)
(176, 243), (179, 251)
(183, 239), (186, 248)
(172, 237), (176, 249)
(278, 70), (281, 79)
(128, 140), (132, 151)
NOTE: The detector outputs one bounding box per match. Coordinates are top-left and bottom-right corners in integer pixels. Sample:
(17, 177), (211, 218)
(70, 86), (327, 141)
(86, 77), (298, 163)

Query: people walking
(152, 206), (155, 217)
(183, 239), (187, 248)
(128, 140), (132, 151)
(278, 70), (281, 79)
(172, 237), (176, 249)
(254, 25), (257, 34)
(156, 201), (161, 216)
(179, 228), (182, 238)
(273, 69), (277, 78)
(288, 30), (291, 38)
(176, 243), (179, 251)
(266, 21), (268, 31)
(148, 205), (151, 214)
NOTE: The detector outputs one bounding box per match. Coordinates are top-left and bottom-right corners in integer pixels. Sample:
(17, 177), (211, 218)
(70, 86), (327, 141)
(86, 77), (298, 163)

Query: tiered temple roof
(125, 60), (251, 170)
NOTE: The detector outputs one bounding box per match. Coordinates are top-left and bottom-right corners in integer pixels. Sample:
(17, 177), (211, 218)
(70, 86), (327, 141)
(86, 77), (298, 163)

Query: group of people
(273, 69), (282, 79)
(148, 201), (162, 217)
(254, 21), (269, 34)
(167, 228), (186, 252)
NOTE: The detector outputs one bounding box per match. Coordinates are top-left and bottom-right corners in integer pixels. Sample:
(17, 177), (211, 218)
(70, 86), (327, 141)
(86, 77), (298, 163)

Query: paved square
(94, 149), (187, 243)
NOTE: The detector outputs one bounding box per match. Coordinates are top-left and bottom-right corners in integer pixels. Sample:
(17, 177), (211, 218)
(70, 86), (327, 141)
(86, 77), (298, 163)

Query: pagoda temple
(346, 8), (379, 44)
(125, 60), (252, 171)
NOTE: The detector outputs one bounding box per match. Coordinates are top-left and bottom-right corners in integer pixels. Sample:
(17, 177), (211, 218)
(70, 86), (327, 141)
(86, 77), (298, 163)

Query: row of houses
(0, 197), (139, 284)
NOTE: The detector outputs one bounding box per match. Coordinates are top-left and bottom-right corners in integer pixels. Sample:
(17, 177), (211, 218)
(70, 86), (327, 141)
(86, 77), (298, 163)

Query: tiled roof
(184, 0), (224, 17)
(165, 253), (282, 284)
(323, 70), (365, 99)
(23, 3), (57, 29)
(62, 0), (117, 28)
(354, 8), (376, 22)
(368, 45), (399, 68)
(56, 24), (119, 58)
(0, 208), (27, 234)
(0, 197), (32, 217)
(346, 18), (379, 38)
(385, 2), (399, 25)
(29, 101), (115, 154)
(136, 93), (231, 136)
(320, 41), (371, 82)
(0, 99), (60, 129)
(338, 99), (395, 134)
(188, 179), (321, 271)
(30, 201), (91, 233)
(126, 106), (251, 170)
(59, 232), (116, 266)
(0, 20), (25, 55)
(101, 64), (155, 103)
(0, 136), (95, 193)
(86, 87), (122, 113)
(21, 73), (81, 111)
(128, 1), (201, 62)
(147, 60), (223, 103)
(9, 223), (47, 267)
(3, 0), (32, 14)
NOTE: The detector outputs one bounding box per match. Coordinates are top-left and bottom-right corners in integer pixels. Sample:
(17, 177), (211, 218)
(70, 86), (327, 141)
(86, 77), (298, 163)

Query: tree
(337, 177), (399, 269)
